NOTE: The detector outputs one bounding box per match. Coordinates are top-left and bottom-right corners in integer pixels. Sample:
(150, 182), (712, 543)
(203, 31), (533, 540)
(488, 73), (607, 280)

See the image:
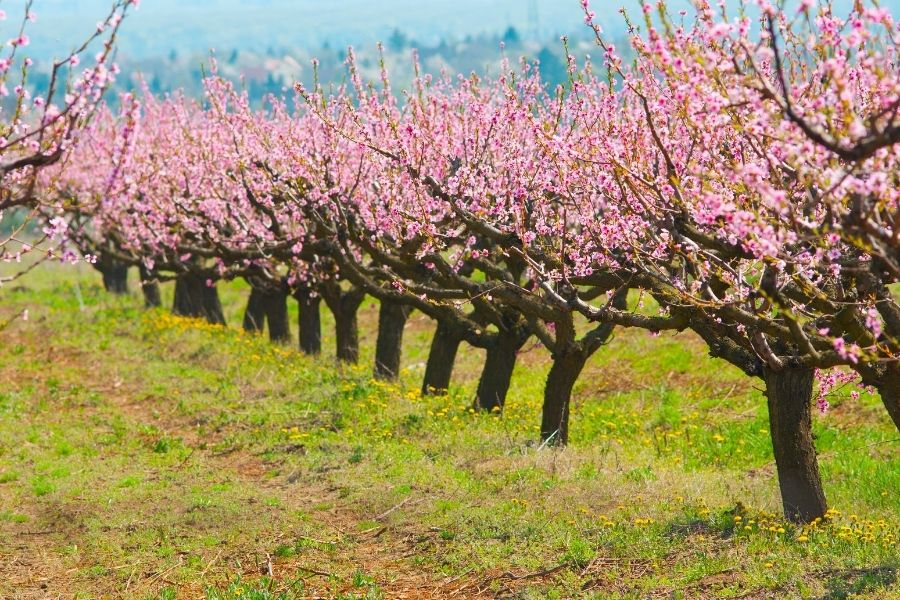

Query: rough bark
(763, 366), (828, 524)
(374, 300), (412, 380)
(242, 288), (266, 333)
(474, 328), (526, 412)
(422, 320), (463, 396)
(540, 350), (588, 446)
(321, 283), (365, 363)
(138, 265), (162, 308)
(263, 287), (291, 344)
(99, 256), (129, 294)
(295, 287), (322, 356)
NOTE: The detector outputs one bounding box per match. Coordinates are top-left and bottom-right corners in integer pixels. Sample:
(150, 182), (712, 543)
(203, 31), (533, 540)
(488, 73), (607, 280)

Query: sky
(11, 0), (900, 63)
(19, 0), (593, 60)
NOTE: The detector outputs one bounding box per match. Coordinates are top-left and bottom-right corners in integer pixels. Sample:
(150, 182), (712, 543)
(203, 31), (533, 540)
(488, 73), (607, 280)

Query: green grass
(0, 263), (897, 599)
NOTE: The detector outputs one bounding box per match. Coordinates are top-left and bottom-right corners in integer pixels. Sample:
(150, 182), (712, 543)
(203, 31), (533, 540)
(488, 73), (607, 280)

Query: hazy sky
(13, 0), (900, 61)
(19, 0), (590, 60)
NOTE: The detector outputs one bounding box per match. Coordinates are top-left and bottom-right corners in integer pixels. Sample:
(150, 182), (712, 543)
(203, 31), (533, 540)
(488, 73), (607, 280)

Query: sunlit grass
(0, 264), (896, 598)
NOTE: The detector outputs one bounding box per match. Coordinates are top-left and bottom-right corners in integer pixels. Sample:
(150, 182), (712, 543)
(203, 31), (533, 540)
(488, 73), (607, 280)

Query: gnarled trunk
(474, 328), (525, 412)
(322, 283), (365, 364)
(374, 300), (411, 380)
(100, 256), (129, 294)
(422, 320), (463, 396)
(540, 350), (588, 446)
(242, 288), (266, 333)
(263, 287), (291, 344)
(763, 366), (827, 524)
(139, 265), (161, 308)
(295, 287), (322, 355)
(173, 274), (226, 325)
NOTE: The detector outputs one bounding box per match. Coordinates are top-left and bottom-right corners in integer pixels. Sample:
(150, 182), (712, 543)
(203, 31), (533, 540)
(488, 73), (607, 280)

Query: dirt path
(109, 381), (493, 599)
(0, 321), (502, 599)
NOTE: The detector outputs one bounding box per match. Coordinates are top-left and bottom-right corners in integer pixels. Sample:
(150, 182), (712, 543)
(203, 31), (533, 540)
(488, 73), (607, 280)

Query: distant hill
(19, 0), (897, 63)
(19, 0), (591, 61)
(10, 0), (900, 103)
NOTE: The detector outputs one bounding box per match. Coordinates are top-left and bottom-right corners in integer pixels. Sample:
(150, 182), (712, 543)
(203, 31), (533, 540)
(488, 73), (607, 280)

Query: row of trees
(36, 0), (900, 524)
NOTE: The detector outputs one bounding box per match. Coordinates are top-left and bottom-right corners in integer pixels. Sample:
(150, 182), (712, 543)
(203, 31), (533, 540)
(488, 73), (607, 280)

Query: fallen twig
(486, 562), (568, 584)
(375, 497), (410, 520)
(198, 548), (223, 578)
(296, 565), (335, 578)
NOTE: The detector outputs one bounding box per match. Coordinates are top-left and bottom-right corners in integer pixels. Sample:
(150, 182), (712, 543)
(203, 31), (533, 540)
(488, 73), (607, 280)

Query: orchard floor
(0, 264), (898, 600)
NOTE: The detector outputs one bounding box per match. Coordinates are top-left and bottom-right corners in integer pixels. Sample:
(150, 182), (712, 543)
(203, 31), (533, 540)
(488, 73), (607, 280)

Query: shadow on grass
(819, 566), (896, 599)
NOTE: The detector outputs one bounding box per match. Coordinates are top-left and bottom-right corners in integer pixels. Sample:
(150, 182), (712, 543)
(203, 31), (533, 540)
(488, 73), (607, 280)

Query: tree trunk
(263, 288), (291, 344)
(173, 275), (204, 319)
(474, 329), (523, 412)
(173, 274), (226, 325)
(100, 257), (129, 294)
(243, 288), (266, 333)
(138, 265), (161, 308)
(856, 363), (900, 433)
(875, 365), (900, 433)
(374, 300), (411, 380)
(763, 366), (827, 524)
(295, 287), (322, 355)
(333, 302), (361, 363)
(202, 281), (227, 325)
(422, 320), (463, 396)
(322, 284), (365, 364)
(540, 350), (588, 446)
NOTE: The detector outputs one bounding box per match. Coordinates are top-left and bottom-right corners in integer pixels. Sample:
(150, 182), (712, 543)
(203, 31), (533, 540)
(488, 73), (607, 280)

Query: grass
(0, 263), (897, 599)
